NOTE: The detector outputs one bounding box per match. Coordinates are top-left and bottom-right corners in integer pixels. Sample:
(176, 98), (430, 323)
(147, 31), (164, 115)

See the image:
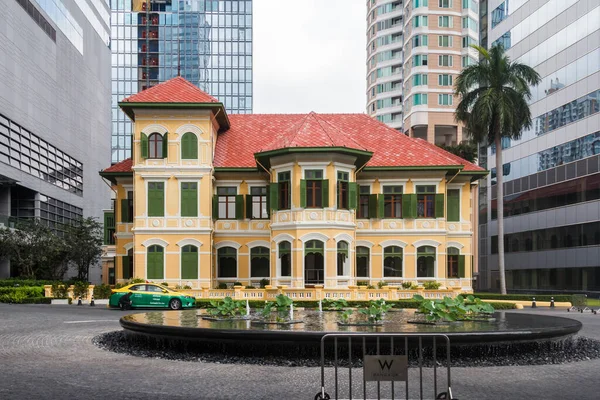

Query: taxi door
(145, 284), (169, 307)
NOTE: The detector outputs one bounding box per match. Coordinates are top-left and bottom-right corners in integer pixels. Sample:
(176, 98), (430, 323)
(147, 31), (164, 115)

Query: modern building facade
(110, 0), (253, 163)
(99, 77), (485, 290)
(478, 0), (600, 292)
(0, 0), (112, 278)
(366, 0), (480, 146)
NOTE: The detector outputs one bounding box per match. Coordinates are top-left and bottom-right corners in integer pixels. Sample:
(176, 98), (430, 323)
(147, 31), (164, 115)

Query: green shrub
(357, 281), (369, 287)
(423, 281), (442, 290)
(216, 282), (228, 289)
(209, 297), (246, 318)
(259, 278), (270, 288)
(233, 282), (243, 287)
(472, 293), (572, 302)
(367, 285), (375, 289)
(72, 281), (89, 300)
(377, 281), (388, 289)
(93, 284), (112, 299)
(483, 301), (516, 310)
(246, 285), (255, 289)
(51, 282), (69, 299)
(0, 279), (56, 287)
(183, 285), (192, 290)
(130, 278), (146, 284)
(0, 287), (44, 303)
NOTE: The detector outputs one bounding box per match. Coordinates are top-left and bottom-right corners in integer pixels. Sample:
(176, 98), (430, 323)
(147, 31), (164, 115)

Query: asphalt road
(1, 304), (600, 400)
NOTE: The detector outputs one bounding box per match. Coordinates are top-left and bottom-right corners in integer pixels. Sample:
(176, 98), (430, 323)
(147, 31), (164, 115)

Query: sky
(253, 0), (367, 114)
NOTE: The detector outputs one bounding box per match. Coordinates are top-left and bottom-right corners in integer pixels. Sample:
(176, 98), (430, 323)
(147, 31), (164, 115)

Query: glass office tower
(110, 0), (253, 163)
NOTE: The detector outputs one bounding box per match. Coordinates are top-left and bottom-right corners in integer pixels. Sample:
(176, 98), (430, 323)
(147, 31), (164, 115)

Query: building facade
(110, 0), (253, 163)
(0, 0), (112, 278)
(366, 0), (480, 146)
(478, 0), (600, 292)
(100, 77), (485, 290)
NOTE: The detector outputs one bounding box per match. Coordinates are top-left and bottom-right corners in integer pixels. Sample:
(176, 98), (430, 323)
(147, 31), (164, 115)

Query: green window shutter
(212, 194), (219, 220)
(348, 182), (357, 209)
(458, 255), (465, 278)
(245, 194), (253, 219)
(447, 189), (460, 221)
(435, 193), (445, 218)
(402, 195), (412, 219)
(140, 133), (148, 159)
(181, 250), (198, 279)
(147, 252), (164, 280)
(322, 179), (329, 208)
(235, 194), (244, 219)
(181, 184), (198, 217)
(122, 256), (131, 279)
(181, 133), (198, 160)
(162, 132), (168, 159)
(377, 194), (384, 219)
(269, 183), (278, 211)
(130, 134), (134, 160)
(120, 199), (129, 223)
(148, 183), (164, 217)
(368, 194), (377, 218)
(300, 179), (307, 208)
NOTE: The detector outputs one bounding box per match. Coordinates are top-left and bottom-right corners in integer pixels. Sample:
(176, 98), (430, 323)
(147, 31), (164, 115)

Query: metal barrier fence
(316, 333), (455, 400)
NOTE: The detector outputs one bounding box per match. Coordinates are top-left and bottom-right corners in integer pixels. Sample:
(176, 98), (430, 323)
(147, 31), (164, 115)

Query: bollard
(550, 297), (555, 308)
(90, 295), (95, 307)
(77, 296), (82, 306)
(532, 297), (537, 308)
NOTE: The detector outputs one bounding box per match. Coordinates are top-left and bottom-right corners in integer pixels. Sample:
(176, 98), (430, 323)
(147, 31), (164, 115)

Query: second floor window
(250, 187), (268, 219)
(217, 187), (237, 219)
(278, 171), (291, 210)
(417, 185), (436, 217)
(181, 182), (198, 217)
(383, 185), (402, 218)
(147, 182), (164, 217)
(358, 185), (371, 218)
(306, 170), (323, 208)
(148, 133), (163, 159)
(337, 171), (349, 209)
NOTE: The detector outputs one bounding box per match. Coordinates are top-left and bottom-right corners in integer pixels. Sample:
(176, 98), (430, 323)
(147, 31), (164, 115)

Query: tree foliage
(438, 142), (478, 163)
(64, 217), (104, 281)
(454, 45), (540, 294)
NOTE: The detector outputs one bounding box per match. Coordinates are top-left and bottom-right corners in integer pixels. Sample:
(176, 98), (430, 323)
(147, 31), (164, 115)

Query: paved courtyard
(1, 304), (600, 399)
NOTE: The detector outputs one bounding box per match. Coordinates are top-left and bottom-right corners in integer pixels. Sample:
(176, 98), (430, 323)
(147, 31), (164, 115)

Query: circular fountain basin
(120, 309), (581, 345)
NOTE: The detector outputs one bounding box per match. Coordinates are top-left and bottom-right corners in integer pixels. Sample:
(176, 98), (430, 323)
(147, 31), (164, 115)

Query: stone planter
(51, 299), (69, 305)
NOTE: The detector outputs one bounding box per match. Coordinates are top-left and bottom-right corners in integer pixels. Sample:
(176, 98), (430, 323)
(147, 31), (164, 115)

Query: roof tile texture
(120, 76), (219, 104)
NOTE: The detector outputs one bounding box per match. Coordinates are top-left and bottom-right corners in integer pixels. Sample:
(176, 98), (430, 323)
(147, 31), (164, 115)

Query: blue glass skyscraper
(110, 0), (253, 163)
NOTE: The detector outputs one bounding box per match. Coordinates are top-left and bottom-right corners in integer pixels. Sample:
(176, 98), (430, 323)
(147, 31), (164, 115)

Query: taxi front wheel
(169, 298), (182, 310)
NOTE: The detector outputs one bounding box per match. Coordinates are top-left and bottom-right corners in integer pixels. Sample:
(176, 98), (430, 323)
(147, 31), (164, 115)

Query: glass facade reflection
(111, 0), (253, 163)
(491, 131), (600, 184)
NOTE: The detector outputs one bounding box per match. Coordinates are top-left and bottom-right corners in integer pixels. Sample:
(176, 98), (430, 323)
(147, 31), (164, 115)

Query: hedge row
(195, 299), (516, 310)
(473, 293), (573, 302)
(0, 286), (43, 297)
(0, 279), (57, 287)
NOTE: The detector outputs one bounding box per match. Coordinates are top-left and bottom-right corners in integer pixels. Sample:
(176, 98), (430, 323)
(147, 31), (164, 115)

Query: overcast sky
(253, 0), (367, 114)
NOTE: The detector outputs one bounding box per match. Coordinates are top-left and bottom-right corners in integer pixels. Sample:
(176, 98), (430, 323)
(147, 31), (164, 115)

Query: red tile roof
(101, 158), (132, 173)
(214, 113), (485, 171)
(120, 77), (220, 104)
(412, 138), (484, 172)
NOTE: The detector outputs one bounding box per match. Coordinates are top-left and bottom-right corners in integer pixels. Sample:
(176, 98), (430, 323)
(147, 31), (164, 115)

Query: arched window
(181, 245), (198, 279)
(181, 132), (198, 159)
(147, 245), (164, 279)
(250, 246), (270, 278)
(383, 246), (403, 277)
(356, 246), (370, 278)
(148, 133), (163, 159)
(218, 247), (237, 278)
(447, 247), (460, 278)
(305, 240), (324, 285)
(337, 241), (349, 276)
(416, 245), (435, 278)
(279, 241), (291, 277)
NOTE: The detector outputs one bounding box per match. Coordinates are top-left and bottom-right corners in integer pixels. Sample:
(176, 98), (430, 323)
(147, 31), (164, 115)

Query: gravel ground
(93, 330), (600, 367)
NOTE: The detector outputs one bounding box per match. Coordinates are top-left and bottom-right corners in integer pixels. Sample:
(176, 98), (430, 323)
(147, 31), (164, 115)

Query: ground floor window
(181, 245), (198, 279)
(417, 246), (436, 278)
(251, 246), (270, 277)
(447, 247), (459, 278)
(356, 246), (370, 278)
(147, 245), (164, 280)
(218, 247), (237, 278)
(383, 246), (403, 277)
(279, 241), (291, 277)
(337, 241), (349, 276)
(305, 240), (324, 284)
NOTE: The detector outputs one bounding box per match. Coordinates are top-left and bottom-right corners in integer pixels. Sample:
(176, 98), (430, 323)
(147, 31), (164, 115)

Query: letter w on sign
(364, 355), (408, 382)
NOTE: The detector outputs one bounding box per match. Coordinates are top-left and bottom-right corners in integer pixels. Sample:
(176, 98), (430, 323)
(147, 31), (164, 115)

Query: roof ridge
(315, 114), (368, 150)
(282, 113), (312, 148)
(310, 112), (337, 147)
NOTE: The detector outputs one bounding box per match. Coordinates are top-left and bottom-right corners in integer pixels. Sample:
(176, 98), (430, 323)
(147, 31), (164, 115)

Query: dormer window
(303, 170), (326, 208)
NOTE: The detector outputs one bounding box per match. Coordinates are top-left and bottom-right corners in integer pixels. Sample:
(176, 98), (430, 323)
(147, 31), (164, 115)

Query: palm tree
(454, 45), (540, 294)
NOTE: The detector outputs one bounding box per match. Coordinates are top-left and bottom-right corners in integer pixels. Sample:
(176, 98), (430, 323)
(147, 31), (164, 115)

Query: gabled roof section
(121, 77), (219, 104)
(99, 158), (133, 184)
(118, 77), (230, 130)
(411, 138), (486, 173)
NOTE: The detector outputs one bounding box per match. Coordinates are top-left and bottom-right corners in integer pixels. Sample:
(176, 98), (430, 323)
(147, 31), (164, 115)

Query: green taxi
(109, 283), (196, 310)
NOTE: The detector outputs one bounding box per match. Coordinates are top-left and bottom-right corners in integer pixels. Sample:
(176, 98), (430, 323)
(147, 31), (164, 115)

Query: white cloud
(253, 0), (367, 114)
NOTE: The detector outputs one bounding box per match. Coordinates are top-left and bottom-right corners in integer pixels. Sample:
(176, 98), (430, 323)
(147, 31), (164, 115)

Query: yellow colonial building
(99, 77), (487, 291)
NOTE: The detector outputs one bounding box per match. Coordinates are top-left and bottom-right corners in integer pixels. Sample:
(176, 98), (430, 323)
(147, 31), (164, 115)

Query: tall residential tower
(366, 0), (480, 146)
(478, 0), (600, 292)
(110, 0), (253, 163)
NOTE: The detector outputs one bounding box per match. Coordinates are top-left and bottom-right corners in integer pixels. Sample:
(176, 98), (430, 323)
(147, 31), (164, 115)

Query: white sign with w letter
(363, 355), (408, 382)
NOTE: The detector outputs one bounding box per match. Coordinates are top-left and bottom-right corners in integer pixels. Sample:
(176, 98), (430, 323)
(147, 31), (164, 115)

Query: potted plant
(50, 282), (70, 305)
(423, 281), (441, 290)
(92, 284), (112, 305)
